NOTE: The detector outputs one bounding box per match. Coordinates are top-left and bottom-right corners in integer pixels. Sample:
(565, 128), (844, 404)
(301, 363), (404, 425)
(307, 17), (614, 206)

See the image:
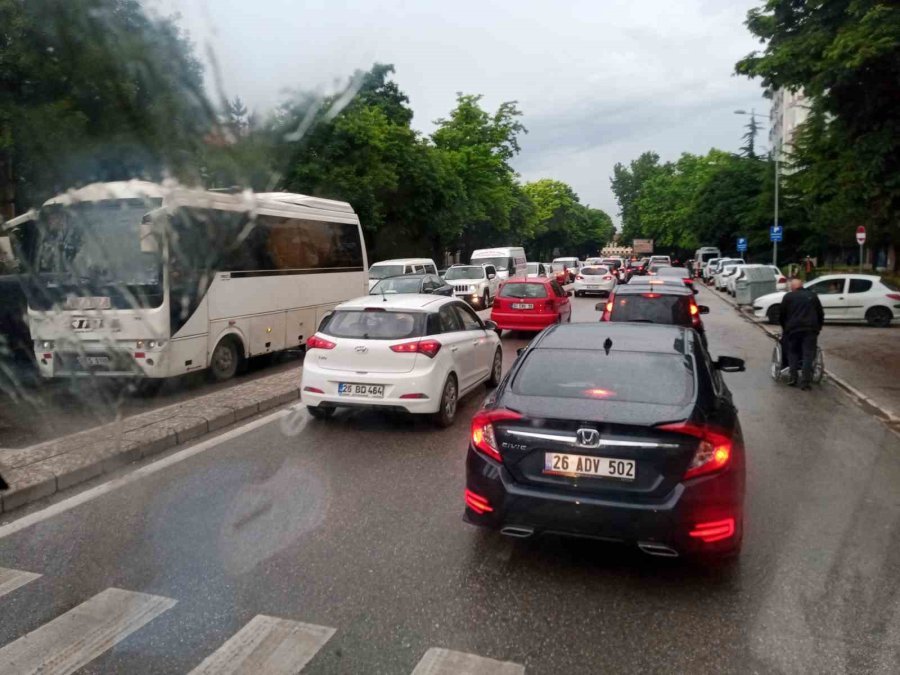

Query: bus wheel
(210, 338), (241, 381)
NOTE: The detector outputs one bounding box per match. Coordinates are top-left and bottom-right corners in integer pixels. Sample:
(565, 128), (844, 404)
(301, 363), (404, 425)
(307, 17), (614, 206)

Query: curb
(0, 367), (302, 514)
(701, 285), (900, 433)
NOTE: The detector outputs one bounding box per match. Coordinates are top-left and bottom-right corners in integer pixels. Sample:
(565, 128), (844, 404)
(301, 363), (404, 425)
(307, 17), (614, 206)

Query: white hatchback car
(573, 265), (617, 297)
(301, 295), (503, 426)
(752, 274), (900, 327)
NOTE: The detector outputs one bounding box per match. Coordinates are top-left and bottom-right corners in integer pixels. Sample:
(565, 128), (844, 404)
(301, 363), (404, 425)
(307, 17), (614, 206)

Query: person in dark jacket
(779, 278), (825, 389)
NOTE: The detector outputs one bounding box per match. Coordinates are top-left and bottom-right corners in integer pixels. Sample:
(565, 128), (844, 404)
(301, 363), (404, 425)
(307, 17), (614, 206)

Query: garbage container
(736, 266), (776, 305)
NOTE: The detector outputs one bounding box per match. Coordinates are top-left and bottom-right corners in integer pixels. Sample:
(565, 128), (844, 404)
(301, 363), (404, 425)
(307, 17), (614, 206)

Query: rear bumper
(574, 280), (615, 294)
(464, 448), (744, 556)
(489, 311), (558, 332)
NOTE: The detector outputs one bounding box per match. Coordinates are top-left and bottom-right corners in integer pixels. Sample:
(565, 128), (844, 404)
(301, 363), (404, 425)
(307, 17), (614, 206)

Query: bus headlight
(39, 340), (54, 350)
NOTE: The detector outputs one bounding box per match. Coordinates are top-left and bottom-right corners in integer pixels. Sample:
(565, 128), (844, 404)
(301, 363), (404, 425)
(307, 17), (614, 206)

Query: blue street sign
(737, 237), (748, 252)
(770, 224), (783, 242)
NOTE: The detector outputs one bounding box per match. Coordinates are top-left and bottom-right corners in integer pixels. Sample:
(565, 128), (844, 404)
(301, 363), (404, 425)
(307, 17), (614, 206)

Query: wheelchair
(770, 333), (824, 384)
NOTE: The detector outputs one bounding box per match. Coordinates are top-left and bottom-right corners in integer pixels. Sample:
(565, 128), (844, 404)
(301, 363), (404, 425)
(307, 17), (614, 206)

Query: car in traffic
(490, 278), (572, 334)
(653, 265), (695, 292)
(301, 295), (502, 426)
(573, 265), (617, 297)
(443, 263), (500, 308)
(464, 322), (746, 559)
(600, 257), (627, 282)
(369, 274), (453, 297)
(552, 257), (581, 283)
(694, 246), (721, 278)
(526, 262), (551, 279)
(752, 274), (900, 327)
(471, 247), (528, 279)
(368, 258), (439, 290)
(649, 255), (672, 267)
(599, 280), (709, 346)
(549, 261), (571, 285)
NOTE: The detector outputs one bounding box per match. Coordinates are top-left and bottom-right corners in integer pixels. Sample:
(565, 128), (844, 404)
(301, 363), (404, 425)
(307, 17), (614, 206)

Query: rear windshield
(370, 277), (421, 294)
(601, 259), (620, 268)
(322, 310), (424, 339)
(657, 267), (686, 277)
(581, 267), (609, 276)
(513, 349), (694, 405)
(500, 282), (548, 298)
(609, 294), (692, 326)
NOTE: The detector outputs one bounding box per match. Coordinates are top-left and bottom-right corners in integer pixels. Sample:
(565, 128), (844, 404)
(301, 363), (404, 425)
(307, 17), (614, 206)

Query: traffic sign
(856, 226), (866, 245)
(737, 237), (747, 252)
(770, 225), (783, 242)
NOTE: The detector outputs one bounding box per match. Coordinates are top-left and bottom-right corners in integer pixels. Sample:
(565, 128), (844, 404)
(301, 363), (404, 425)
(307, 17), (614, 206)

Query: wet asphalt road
(1, 288), (900, 674)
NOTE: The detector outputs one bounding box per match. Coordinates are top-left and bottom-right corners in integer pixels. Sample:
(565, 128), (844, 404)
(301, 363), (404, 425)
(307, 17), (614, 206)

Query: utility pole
(773, 140), (780, 268)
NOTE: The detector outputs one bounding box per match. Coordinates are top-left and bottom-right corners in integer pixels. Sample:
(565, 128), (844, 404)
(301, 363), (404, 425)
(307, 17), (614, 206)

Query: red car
(490, 279), (572, 334)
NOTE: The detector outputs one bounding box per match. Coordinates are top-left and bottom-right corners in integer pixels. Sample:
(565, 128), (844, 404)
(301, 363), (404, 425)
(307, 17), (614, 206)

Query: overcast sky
(151, 0), (769, 225)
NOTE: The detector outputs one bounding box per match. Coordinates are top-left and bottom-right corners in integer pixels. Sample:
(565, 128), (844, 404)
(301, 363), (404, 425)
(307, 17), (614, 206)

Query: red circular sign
(856, 225), (866, 244)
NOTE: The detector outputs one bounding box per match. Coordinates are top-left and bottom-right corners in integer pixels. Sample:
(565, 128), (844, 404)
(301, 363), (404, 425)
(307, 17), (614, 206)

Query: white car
(752, 274), (900, 327)
(715, 264), (742, 291)
(443, 263), (501, 308)
(574, 265), (617, 296)
(526, 262), (550, 279)
(368, 258), (438, 291)
(301, 295), (503, 426)
(584, 257), (605, 266)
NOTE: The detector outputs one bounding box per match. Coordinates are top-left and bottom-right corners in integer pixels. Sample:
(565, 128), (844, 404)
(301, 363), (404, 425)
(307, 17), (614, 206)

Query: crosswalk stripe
(0, 566), (41, 599)
(0, 587), (176, 675)
(188, 614), (336, 675)
(411, 648), (525, 675)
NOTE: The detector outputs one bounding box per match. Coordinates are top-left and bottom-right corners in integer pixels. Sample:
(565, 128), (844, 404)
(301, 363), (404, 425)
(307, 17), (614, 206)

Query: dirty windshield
(1, 1), (899, 673)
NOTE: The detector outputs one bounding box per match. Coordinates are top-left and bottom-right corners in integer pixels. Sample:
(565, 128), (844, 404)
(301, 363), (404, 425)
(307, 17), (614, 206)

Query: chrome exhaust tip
(500, 526), (535, 539)
(638, 542), (679, 558)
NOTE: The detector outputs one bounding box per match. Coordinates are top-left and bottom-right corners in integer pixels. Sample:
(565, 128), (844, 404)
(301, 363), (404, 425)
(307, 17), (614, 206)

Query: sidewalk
(0, 369), (301, 513)
(699, 285), (900, 428)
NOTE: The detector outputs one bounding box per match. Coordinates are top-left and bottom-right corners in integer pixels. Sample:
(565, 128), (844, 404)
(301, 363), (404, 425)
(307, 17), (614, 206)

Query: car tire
(575, 290), (582, 297)
(766, 304), (781, 325)
(432, 374), (458, 428)
(487, 348), (503, 388)
(210, 337), (241, 381)
(307, 405), (335, 420)
(865, 306), (893, 328)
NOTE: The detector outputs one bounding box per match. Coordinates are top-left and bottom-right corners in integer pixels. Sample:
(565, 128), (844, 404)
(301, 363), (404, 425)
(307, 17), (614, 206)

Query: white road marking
(0, 406), (297, 541)
(411, 648), (525, 675)
(0, 566), (41, 599)
(189, 615), (335, 675)
(0, 587), (176, 675)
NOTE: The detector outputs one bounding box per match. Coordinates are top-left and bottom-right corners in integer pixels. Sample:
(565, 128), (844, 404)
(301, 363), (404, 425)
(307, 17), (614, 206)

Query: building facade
(769, 88), (810, 159)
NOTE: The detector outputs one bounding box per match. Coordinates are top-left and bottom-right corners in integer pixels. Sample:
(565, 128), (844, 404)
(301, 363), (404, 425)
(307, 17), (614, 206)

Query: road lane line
(188, 615), (335, 675)
(0, 566), (41, 599)
(0, 406), (296, 541)
(411, 648), (525, 675)
(0, 587), (176, 674)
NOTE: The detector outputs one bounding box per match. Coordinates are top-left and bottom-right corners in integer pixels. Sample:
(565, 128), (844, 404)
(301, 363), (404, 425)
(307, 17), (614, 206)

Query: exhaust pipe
(638, 542), (679, 558)
(501, 526), (534, 539)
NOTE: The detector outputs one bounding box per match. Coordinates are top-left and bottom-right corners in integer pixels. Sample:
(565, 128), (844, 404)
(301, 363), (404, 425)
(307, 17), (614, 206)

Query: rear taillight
(689, 303), (701, 327)
(886, 293), (900, 301)
(390, 339), (442, 358)
(464, 488), (493, 514)
(471, 409), (523, 462)
(689, 518), (735, 543)
(307, 335), (336, 350)
(778, 276), (787, 284)
(657, 422), (733, 479)
(603, 275), (613, 280)
(641, 292), (661, 298)
(576, 274), (584, 281)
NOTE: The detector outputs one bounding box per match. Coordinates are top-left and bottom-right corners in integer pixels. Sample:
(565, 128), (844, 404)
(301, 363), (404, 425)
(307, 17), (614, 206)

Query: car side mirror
(715, 356), (745, 372)
(516, 347), (526, 357)
(698, 305), (709, 314)
(488, 273), (496, 279)
(483, 319), (498, 331)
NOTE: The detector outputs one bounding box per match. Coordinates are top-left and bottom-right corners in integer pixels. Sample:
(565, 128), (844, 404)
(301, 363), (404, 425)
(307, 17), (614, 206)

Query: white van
(470, 247), (527, 279)
(368, 258), (438, 290)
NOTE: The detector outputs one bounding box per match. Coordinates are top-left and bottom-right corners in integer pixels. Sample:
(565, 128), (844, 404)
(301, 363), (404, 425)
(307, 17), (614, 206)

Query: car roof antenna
(381, 284), (387, 302)
(603, 337), (613, 355)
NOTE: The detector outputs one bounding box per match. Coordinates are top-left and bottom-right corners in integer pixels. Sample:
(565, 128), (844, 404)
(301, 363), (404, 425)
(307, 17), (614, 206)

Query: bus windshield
(35, 199), (163, 290)
(471, 256), (511, 272)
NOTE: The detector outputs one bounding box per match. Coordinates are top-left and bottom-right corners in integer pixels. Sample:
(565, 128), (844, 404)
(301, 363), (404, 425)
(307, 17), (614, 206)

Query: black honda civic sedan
(464, 322), (746, 559)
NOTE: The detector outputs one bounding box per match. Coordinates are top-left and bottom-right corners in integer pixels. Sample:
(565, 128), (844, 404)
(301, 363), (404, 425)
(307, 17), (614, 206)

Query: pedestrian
(779, 278), (824, 390)
(804, 255), (816, 280)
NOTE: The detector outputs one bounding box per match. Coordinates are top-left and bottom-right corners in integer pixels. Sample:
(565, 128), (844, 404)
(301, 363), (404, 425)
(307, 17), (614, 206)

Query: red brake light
(778, 276), (787, 283)
(641, 293), (661, 298)
(464, 488), (493, 514)
(307, 335), (336, 350)
(576, 274), (584, 280)
(886, 293), (900, 301)
(689, 304), (699, 315)
(689, 518), (735, 543)
(657, 422), (733, 479)
(603, 275), (613, 280)
(471, 409), (523, 462)
(390, 339), (442, 358)
(303, 386), (324, 394)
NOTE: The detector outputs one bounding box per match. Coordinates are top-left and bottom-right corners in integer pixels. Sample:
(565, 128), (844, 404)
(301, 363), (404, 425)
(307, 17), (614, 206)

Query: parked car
(702, 258), (721, 282)
(443, 264), (500, 308)
(574, 265), (617, 297)
(714, 263), (743, 291)
(369, 274), (453, 296)
(599, 281), (709, 346)
(753, 274), (900, 327)
(301, 295), (502, 426)
(553, 257), (581, 282)
(368, 258), (439, 290)
(694, 247), (722, 278)
(709, 258), (744, 288)
(490, 278), (572, 334)
(464, 322), (746, 559)
(526, 262), (551, 279)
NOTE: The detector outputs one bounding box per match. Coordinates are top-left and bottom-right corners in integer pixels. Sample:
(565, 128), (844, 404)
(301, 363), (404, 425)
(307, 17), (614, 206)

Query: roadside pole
(773, 152), (779, 268)
(857, 226), (866, 272)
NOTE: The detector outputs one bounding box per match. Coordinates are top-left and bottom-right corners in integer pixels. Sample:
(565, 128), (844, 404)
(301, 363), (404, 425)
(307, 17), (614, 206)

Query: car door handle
(451, 346), (459, 352)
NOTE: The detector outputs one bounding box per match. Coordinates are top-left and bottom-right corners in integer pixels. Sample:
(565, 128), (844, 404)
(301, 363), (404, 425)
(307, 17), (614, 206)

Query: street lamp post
(735, 109), (778, 267)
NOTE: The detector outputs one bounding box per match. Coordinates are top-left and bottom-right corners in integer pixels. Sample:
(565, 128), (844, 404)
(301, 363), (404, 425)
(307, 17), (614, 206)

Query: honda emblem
(576, 428), (601, 448)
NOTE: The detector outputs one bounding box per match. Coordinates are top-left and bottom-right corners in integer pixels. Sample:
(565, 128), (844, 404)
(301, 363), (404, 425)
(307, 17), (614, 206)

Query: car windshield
(444, 266), (484, 280)
(609, 294), (693, 326)
(322, 310), (425, 339)
(471, 256), (511, 272)
(513, 349), (694, 405)
(499, 282), (548, 298)
(369, 264), (405, 280)
(581, 267), (609, 276)
(369, 277), (422, 294)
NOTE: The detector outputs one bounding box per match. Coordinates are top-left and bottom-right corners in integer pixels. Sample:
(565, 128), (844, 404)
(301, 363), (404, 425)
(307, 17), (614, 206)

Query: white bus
(470, 247), (527, 279)
(22, 180), (368, 383)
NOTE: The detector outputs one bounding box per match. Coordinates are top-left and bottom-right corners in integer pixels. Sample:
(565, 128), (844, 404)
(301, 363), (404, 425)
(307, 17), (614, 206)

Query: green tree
(610, 152), (669, 243)
(523, 179), (613, 259)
